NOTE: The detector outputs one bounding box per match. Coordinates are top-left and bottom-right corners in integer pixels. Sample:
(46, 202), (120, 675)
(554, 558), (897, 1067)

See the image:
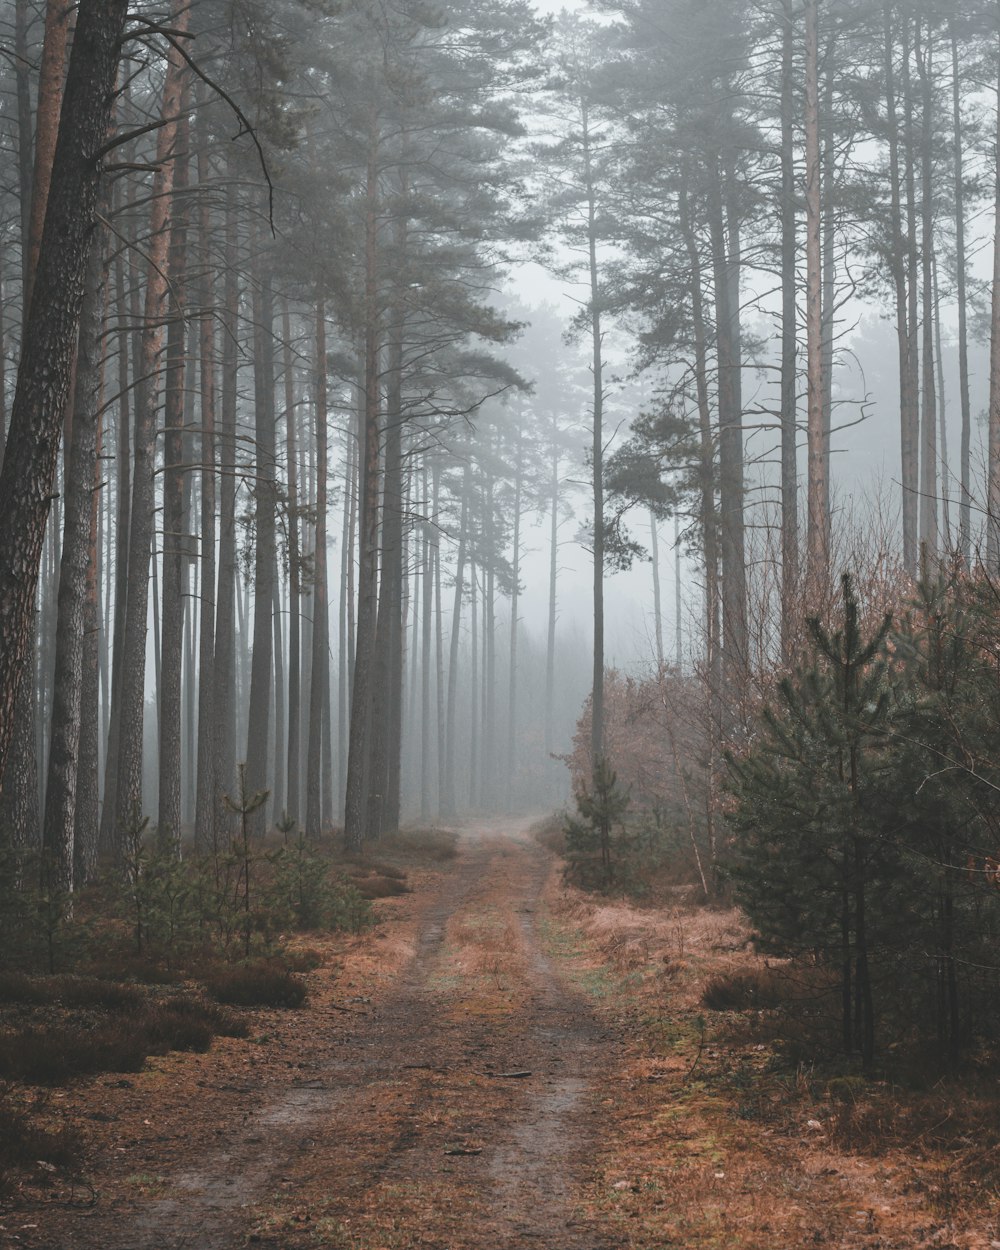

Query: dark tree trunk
(112, 4), (188, 850)
(246, 259), (277, 833)
(0, 0), (130, 800)
(344, 128), (381, 851)
(306, 298), (329, 838)
(780, 0), (798, 655)
(443, 470), (469, 819)
(212, 186), (239, 839)
(194, 110), (218, 851)
(706, 153), (746, 711)
(42, 212), (109, 895)
(506, 419), (523, 805)
(158, 99), (190, 850)
(951, 23), (971, 561)
(282, 300), (301, 824)
(367, 319), (404, 837)
(916, 21), (938, 556)
(884, 7), (918, 575)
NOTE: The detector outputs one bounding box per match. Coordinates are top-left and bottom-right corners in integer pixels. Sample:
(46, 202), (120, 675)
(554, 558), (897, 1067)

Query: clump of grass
(0, 1088), (82, 1192)
(0, 972), (145, 1012)
(532, 813), (567, 856)
(379, 828), (459, 861)
(701, 968), (787, 1012)
(0, 1023), (151, 1084)
(350, 873), (411, 900)
(202, 962), (307, 1008)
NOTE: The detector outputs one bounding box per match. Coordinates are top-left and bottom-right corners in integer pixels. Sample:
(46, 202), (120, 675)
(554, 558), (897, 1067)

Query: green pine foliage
(564, 758), (630, 891)
(727, 571), (1000, 1071)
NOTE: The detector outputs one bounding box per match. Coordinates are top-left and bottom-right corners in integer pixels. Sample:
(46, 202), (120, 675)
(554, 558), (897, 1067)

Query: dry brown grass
(541, 875), (1000, 1250)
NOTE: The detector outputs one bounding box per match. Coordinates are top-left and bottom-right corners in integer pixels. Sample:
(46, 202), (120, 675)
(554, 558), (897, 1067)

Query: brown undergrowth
(540, 879), (1000, 1250)
(0, 828), (456, 1237)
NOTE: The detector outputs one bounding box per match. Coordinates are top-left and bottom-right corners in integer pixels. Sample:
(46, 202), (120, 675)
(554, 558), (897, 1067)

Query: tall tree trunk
(0, 0), (130, 804)
(650, 511), (664, 667)
(884, 7), (918, 575)
(952, 22), (972, 561)
(306, 298), (329, 838)
(902, 17), (922, 566)
(158, 98), (190, 849)
(987, 38), (1000, 571)
(23, 0), (71, 317)
(469, 555), (479, 808)
(805, 0), (828, 588)
(506, 419), (523, 804)
(344, 120), (381, 851)
(194, 111), (218, 851)
(112, 2), (188, 850)
(582, 99), (606, 774)
(420, 467), (433, 821)
(282, 301), (301, 824)
(443, 470), (468, 819)
(337, 424), (356, 817)
(43, 213), (108, 895)
(544, 448), (559, 758)
(246, 259), (277, 833)
(212, 185), (239, 840)
(917, 20), (938, 557)
(780, 0), (795, 645)
(707, 152), (746, 710)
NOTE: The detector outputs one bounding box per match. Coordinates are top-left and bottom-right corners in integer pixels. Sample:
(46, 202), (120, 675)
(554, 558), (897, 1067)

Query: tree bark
(0, 0), (130, 800)
(916, 20), (938, 557)
(344, 122), (381, 850)
(805, 0), (828, 589)
(780, 0), (795, 660)
(306, 297), (329, 838)
(952, 23), (971, 561)
(42, 209), (109, 895)
(282, 300), (301, 824)
(987, 39), (1000, 571)
(246, 257), (277, 834)
(158, 95), (190, 849)
(111, 1), (188, 849)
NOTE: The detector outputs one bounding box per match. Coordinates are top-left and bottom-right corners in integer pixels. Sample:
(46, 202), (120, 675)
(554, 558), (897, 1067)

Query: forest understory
(0, 818), (996, 1250)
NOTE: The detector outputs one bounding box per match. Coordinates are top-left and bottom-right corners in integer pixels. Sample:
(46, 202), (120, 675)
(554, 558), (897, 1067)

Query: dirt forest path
(37, 819), (627, 1250)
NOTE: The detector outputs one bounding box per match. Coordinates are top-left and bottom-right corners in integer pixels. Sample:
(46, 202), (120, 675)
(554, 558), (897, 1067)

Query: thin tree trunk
(158, 97), (190, 849)
(246, 257), (277, 833)
(112, 2), (188, 849)
(306, 297), (329, 838)
(952, 22), (972, 561)
(194, 106), (218, 851)
(582, 99), (606, 774)
(650, 511), (664, 667)
(282, 300), (301, 824)
(212, 184), (239, 839)
(443, 470), (469, 819)
(43, 215), (109, 894)
(805, 0), (828, 588)
(917, 20), (938, 556)
(344, 118), (382, 851)
(506, 419), (523, 804)
(902, 17), (922, 566)
(987, 37), (1000, 571)
(884, 7), (918, 575)
(780, 0), (795, 650)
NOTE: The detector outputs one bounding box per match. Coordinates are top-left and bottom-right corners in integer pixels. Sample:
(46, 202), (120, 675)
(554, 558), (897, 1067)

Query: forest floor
(3, 816), (1000, 1250)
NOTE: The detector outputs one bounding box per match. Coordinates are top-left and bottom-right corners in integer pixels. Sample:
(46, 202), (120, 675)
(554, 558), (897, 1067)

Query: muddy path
(32, 820), (625, 1250)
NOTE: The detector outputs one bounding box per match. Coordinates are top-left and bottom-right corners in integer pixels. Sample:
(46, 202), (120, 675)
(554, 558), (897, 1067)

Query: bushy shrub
(0, 1024), (151, 1084)
(702, 969), (787, 1012)
(202, 962), (307, 1008)
(0, 1088), (82, 1192)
